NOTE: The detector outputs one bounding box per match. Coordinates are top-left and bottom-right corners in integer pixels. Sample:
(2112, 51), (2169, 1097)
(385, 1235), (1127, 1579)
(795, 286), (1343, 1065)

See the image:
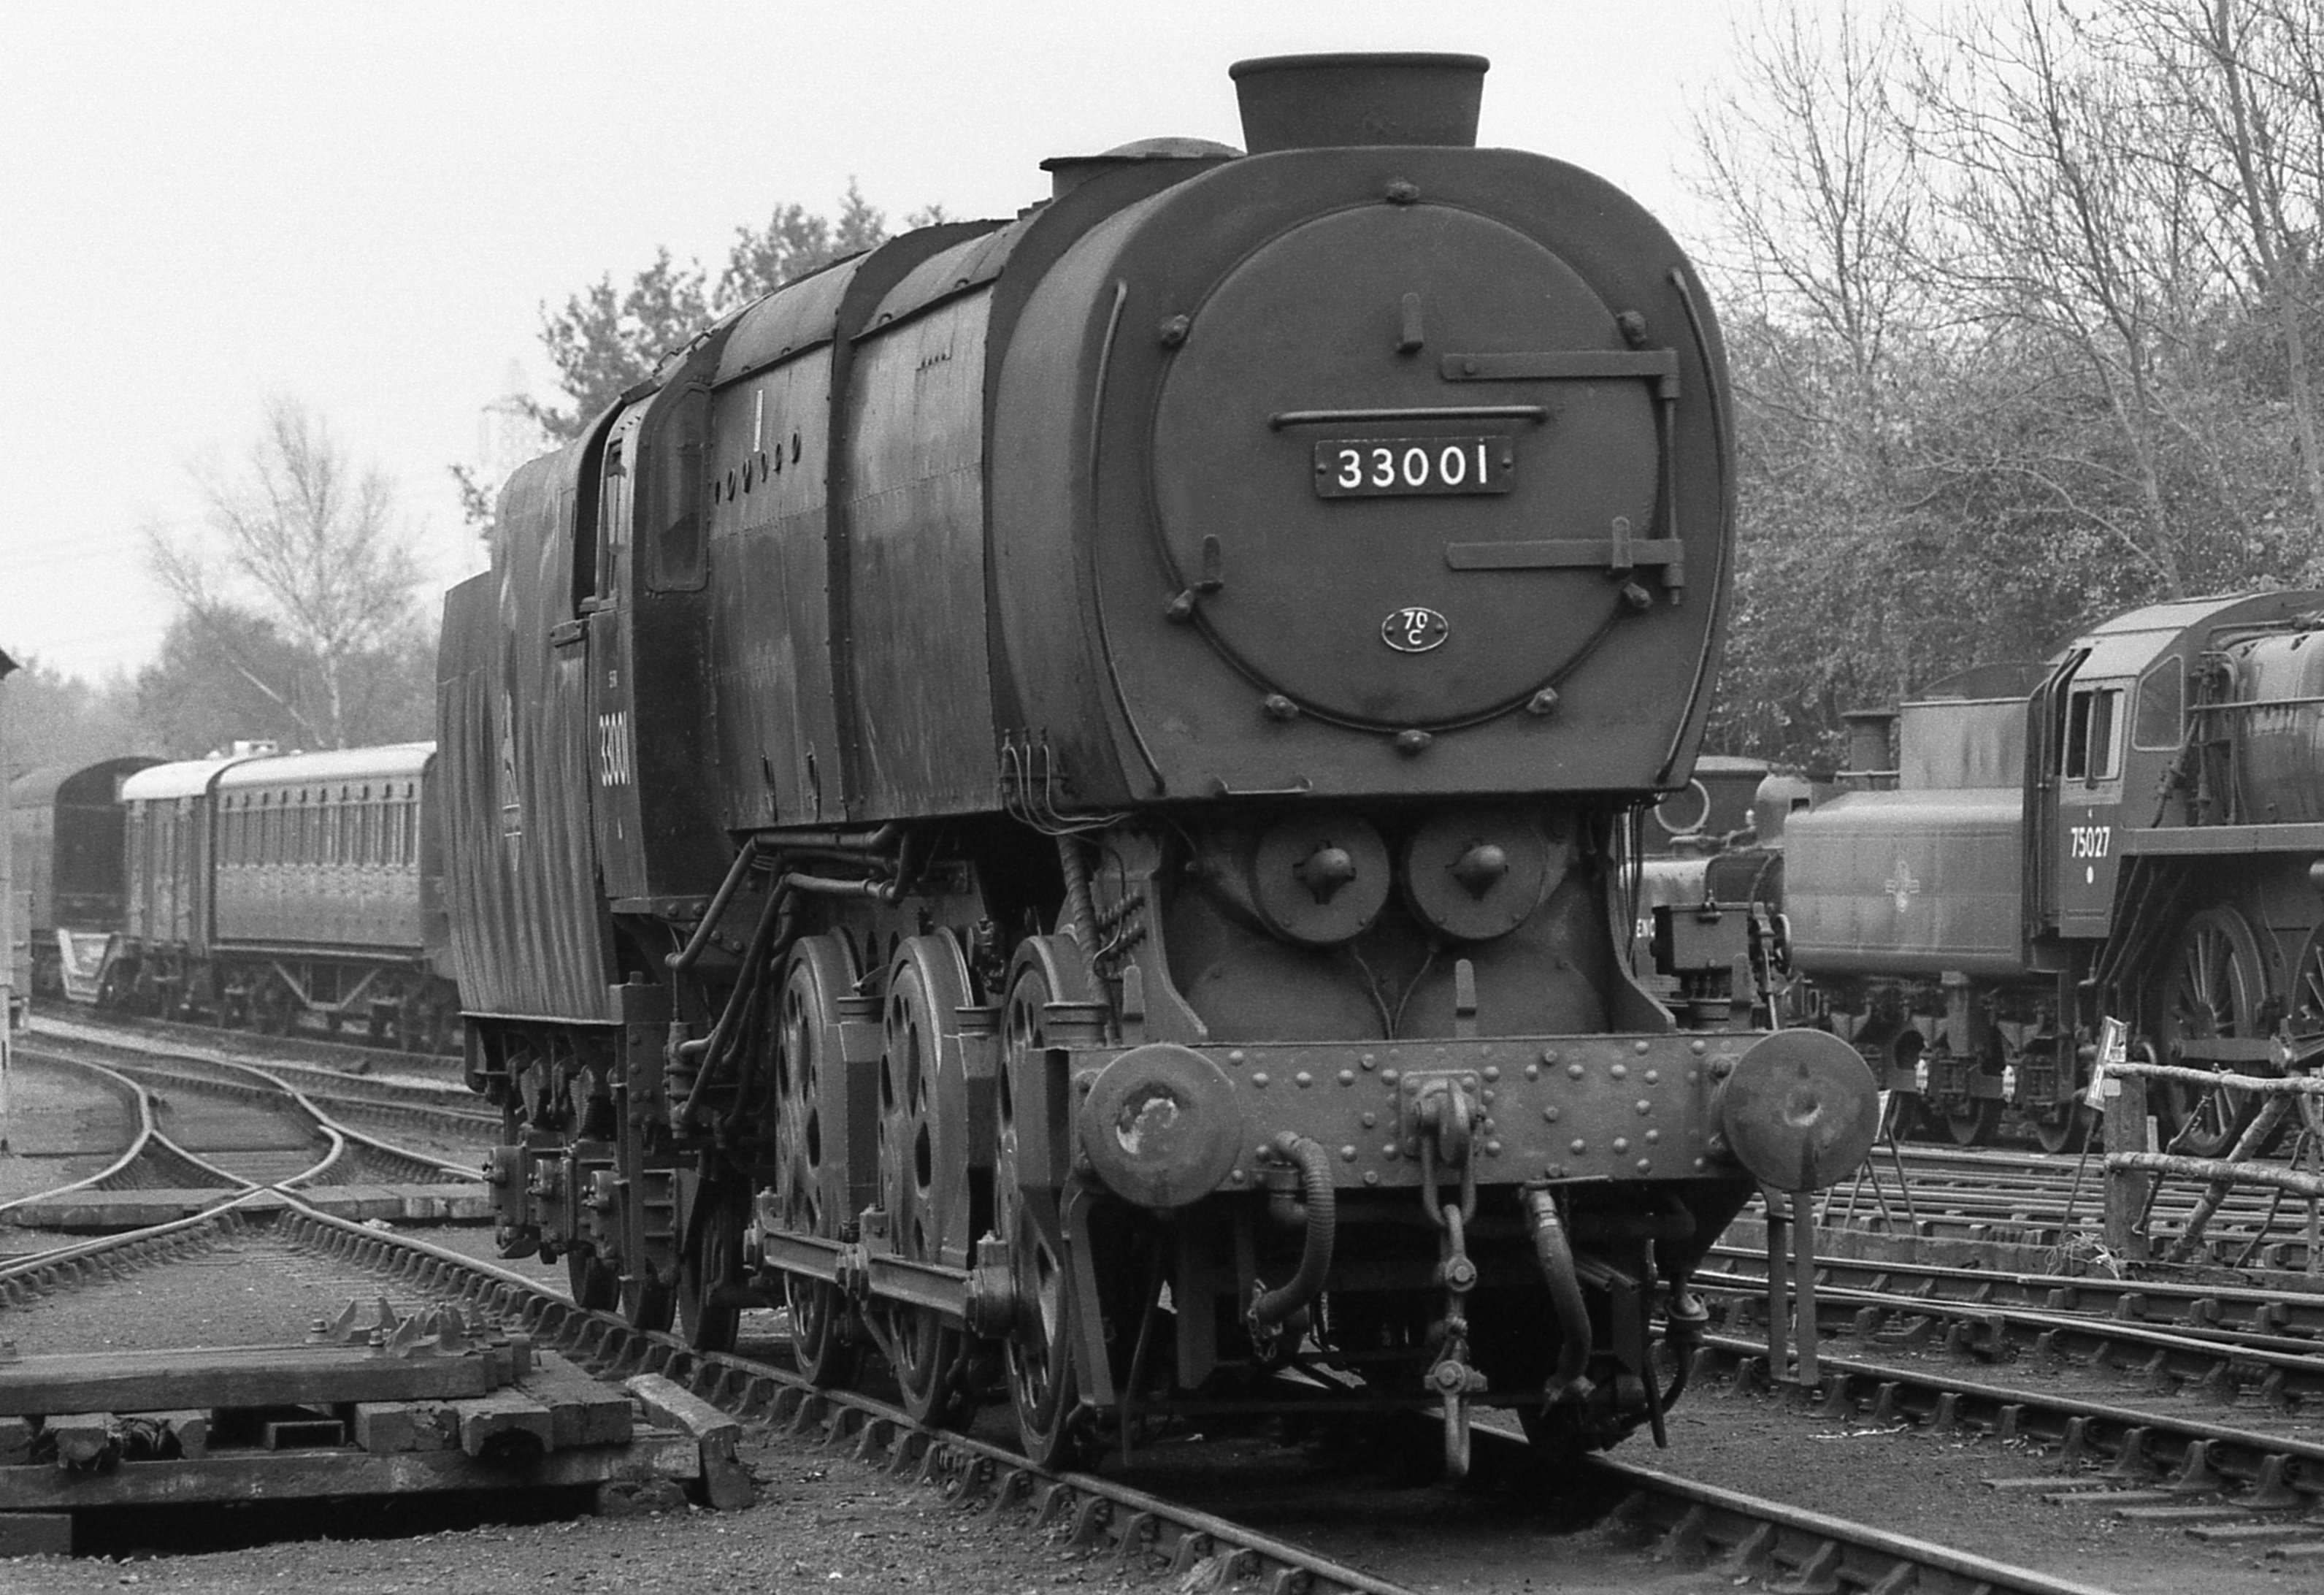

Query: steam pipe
(1249, 1133), (1336, 1337)
(1521, 1185), (1594, 1407)
(1057, 836), (1097, 959)
(667, 836), (764, 974)
(671, 824), (905, 975)
(678, 879), (796, 1125)
(762, 822), (902, 854)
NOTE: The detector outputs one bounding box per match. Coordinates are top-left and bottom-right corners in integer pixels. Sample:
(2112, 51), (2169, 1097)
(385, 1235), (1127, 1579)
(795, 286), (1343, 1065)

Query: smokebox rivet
(1527, 688), (1559, 717)
(1385, 179), (1421, 204)
(1158, 315), (1190, 347)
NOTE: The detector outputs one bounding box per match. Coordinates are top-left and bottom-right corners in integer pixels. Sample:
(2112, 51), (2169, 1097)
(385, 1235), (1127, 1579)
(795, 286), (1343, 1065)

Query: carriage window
(2135, 656), (2183, 750)
(2063, 686), (2123, 781)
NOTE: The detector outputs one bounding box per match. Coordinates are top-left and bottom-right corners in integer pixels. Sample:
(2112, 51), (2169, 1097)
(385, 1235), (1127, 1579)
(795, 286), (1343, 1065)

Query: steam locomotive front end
(975, 53), (1878, 1462)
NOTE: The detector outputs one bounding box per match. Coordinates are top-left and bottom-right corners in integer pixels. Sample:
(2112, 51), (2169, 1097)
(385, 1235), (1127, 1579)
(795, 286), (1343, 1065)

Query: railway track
(1807, 1141), (2324, 1268)
(26, 1016), (494, 1163)
(0, 1032), (2265, 1587)
(28, 1001), (464, 1074)
(0, 1034), (483, 1264)
(0, 1189), (2126, 1593)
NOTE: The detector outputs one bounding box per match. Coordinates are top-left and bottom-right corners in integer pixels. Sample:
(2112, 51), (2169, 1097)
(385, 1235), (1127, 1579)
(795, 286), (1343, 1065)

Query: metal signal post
(0, 646), (18, 1151)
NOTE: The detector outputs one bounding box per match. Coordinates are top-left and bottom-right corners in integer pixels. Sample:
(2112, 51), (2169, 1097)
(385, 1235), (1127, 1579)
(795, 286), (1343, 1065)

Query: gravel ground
(0, 1057), (130, 1202)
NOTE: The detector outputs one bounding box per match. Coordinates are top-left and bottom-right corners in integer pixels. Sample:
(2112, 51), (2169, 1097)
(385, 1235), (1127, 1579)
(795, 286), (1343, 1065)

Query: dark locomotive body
(445, 54), (1876, 1468)
(1788, 592), (2324, 1152)
(7, 757), (159, 999)
(104, 744), (459, 1049)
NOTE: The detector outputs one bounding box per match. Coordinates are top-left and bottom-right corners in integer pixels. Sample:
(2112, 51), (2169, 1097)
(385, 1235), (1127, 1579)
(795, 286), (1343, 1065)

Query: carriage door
(583, 403), (651, 901)
(2055, 678), (2128, 937)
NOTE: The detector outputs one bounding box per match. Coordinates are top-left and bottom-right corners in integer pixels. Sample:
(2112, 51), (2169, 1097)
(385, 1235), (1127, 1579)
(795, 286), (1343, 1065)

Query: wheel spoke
(772, 937), (860, 1388)
(2154, 905), (2269, 1159)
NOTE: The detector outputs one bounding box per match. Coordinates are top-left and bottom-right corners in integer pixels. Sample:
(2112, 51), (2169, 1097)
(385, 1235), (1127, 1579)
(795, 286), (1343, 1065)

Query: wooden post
(1763, 1187), (1790, 1381)
(2104, 1069), (2152, 1259)
(1791, 1196), (1819, 1386)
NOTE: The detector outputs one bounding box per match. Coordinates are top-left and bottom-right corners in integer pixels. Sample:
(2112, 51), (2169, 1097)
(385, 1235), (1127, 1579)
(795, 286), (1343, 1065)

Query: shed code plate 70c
(1314, 435), (1514, 498)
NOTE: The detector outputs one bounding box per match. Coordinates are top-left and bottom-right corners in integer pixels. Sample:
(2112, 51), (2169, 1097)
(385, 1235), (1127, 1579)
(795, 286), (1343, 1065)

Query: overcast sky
(2, 0), (1741, 684)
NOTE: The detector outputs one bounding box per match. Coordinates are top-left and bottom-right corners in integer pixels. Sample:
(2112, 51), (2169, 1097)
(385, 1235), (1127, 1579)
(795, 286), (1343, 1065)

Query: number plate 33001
(1314, 435), (1514, 498)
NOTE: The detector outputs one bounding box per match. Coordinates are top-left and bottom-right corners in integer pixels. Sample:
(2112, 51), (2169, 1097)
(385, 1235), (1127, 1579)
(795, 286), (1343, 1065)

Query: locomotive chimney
(1228, 52), (1488, 153)
(1841, 710), (1898, 790)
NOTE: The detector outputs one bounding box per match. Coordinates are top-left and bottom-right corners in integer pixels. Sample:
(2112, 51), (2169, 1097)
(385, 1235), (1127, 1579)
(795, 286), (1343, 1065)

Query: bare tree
(2116, 0), (2324, 563)
(148, 398), (423, 749)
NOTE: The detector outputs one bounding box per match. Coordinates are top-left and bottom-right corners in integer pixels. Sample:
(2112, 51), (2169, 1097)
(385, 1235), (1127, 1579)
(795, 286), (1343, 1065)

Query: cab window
(2064, 686), (2123, 781)
(2134, 656), (2183, 750)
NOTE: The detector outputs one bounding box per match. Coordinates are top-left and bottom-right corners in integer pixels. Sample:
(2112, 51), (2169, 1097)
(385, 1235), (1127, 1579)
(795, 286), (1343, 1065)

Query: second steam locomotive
(1787, 592), (2324, 1155)
(443, 53), (1877, 1471)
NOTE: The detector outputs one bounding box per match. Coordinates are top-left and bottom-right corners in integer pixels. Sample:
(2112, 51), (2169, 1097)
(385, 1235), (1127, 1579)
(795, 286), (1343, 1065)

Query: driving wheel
(621, 1269), (675, 1334)
(2285, 925), (2324, 1141)
(1943, 1087), (2002, 1147)
(2153, 904), (2270, 1158)
(566, 1250), (618, 1311)
(875, 934), (978, 1427)
(1877, 1030), (1924, 1141)
(994, 934), (1098, 1466)
(773, 936), (864, 1387)
(678, 1179), (749, 1353)
(2031, 1102), (2093, 1154)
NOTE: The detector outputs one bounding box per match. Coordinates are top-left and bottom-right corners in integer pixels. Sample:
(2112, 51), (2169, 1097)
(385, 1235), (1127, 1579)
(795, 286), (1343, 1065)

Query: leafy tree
(521, 182), (949, 446)
(519, 248), (714, 444)
(147, 399), (431, 751)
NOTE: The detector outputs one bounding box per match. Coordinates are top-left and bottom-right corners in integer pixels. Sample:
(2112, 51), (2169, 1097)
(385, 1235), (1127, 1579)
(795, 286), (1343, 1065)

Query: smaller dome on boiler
(1040, 137), (1240, 198)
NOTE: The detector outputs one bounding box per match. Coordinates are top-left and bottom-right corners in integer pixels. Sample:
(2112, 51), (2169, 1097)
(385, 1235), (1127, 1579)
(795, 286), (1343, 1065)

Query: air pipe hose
(1249, 1133), (1336, 1343)
(1522, 1185), (1595, 1408)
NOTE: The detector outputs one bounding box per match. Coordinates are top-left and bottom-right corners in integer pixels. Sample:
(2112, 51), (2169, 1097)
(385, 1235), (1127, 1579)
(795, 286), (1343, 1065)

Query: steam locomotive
(1787, 591), (2324, 1155)
(441, 52), (1879, 1472)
